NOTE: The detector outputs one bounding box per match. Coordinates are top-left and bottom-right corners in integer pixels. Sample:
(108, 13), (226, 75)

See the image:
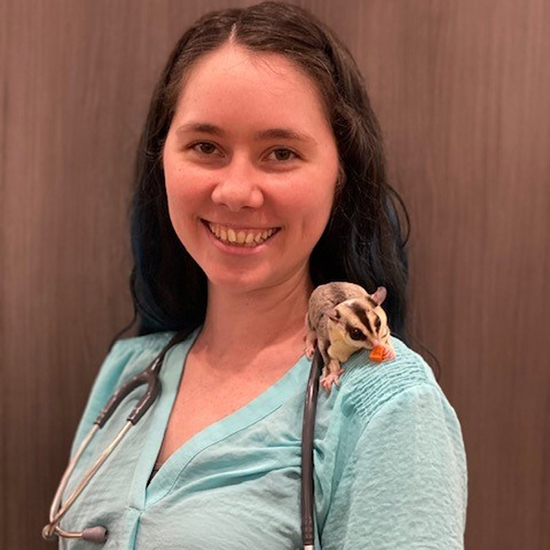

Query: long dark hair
(122, 1), (411, 345)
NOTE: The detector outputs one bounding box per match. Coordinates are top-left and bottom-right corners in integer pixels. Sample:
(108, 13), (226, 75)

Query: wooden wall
(1, 1), (548, 548)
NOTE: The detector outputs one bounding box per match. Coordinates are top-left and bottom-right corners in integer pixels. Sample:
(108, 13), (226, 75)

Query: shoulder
(110, 330), (177, 357)
(70, 331), (176, 453)
(336, 336), (451, 426)
(105, 331), (176, 374)
(320, 335), (466, 488)
(92, 331), (177, 390)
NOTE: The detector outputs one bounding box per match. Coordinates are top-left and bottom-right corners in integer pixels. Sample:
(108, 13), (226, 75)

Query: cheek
(164, 164), (205, 222)
(165, 177), (187, 228)
(164, 178), (202, 250)
(280, 179), (336, 237)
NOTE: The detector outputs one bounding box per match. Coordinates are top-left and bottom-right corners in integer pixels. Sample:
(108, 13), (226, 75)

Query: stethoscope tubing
(43, 328), (322, 549)
(301, 348), (322, 549)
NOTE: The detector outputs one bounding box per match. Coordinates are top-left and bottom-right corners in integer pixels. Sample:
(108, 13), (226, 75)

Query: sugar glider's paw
(320, 369), (344, 392)
(305, 342), (316, 360)
(383, 346), (396, 361)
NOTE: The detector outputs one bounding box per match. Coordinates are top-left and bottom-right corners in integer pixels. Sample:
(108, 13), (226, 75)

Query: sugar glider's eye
(349, 328), (366, 341)
(375, 317), (382, 330)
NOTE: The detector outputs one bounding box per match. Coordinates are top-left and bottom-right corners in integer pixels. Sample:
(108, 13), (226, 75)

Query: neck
(193, 270), (313, 369)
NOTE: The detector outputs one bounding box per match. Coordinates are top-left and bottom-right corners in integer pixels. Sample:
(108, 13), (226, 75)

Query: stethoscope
(42, 328), (323, 550)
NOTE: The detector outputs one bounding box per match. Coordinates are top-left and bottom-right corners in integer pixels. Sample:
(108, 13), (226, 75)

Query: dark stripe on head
(350, 302), (372, 334)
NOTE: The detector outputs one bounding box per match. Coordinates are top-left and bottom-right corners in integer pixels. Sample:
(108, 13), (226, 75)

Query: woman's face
(162, 43), (339, 294)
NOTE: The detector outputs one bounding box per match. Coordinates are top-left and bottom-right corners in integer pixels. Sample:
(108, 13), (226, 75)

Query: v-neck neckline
(128, 327), (311, 509)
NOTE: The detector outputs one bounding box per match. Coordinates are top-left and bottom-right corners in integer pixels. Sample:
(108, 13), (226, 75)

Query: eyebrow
(253, 128), (315, 143)
(175, 123), (316, 144)
(176, 123), (225, 138)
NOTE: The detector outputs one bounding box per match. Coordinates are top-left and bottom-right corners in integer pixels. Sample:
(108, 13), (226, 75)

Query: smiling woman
(45, 2), (467, 549)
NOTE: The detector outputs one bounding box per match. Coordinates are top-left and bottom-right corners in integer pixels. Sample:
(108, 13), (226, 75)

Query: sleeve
(320, 383), (468, 550)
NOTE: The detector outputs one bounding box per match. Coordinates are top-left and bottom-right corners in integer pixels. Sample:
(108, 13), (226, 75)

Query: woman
(51, 2), (467, 548)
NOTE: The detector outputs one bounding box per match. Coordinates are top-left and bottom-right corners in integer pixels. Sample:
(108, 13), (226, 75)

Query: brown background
(1, 0), (549, 548)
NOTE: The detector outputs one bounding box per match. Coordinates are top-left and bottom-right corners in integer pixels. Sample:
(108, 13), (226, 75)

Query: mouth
(202, 220), (281, 248)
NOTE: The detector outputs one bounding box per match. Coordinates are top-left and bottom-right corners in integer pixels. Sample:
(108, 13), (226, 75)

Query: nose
(210, 157), (264, 211)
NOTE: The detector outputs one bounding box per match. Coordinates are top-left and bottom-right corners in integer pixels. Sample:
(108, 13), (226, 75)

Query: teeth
(207, 223), (278, 247)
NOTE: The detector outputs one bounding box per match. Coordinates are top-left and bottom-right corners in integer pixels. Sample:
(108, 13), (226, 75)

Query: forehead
(173, 43), (329, 128)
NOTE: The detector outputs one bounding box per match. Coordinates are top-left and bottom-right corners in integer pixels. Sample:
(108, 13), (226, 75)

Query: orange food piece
(369, 345), (386, 362)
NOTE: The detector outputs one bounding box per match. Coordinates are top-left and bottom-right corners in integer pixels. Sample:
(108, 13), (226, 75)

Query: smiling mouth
(205, 221), (280, 247)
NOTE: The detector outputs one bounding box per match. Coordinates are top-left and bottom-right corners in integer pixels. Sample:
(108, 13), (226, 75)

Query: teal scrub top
(59, 328), (467, 549)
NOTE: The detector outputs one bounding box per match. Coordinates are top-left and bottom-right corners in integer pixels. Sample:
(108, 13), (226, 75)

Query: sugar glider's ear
(327, 307), (341, 322)
(370, 286), (387, 306)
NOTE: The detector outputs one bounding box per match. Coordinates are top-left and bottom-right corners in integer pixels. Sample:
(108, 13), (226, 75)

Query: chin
(205, 267), (303, 296)
(205, 271), (274, 294)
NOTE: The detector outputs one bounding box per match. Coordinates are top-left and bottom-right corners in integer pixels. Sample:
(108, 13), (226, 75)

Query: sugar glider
(305, 282), (396, 392)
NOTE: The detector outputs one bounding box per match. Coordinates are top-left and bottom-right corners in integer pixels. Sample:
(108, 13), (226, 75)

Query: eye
(349, 328), (366, 341)
(375, 317), (382, 330)
(189, 142), (221, 156)
(266, 148), (298, 162)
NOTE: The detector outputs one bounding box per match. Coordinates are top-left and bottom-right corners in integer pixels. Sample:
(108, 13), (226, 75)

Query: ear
(370, 286), (387, 306)
(327, 307), (341, 322)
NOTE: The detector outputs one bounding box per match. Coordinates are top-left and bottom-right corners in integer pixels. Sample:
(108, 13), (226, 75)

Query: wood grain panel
(342, 2), (550, 548)
(1, 1), (548, 549)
